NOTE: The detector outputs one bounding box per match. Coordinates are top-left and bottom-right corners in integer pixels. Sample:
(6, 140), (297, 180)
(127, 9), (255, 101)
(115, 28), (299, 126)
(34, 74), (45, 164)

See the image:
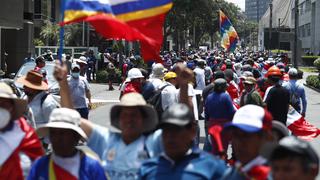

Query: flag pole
(58, 0), (66, 64)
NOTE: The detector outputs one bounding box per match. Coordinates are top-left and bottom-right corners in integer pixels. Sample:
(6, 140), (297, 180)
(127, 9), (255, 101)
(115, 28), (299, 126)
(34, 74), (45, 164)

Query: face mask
(71, 72), (80, 78)
(0, 107), (11, 129)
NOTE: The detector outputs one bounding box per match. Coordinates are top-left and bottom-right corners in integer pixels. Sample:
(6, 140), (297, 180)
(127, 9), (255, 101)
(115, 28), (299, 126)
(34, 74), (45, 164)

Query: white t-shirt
(149, 78), (165, 90)
(177, 84), (198, 120)
(194, 67), (206, 90)
(161, 82), (178, 111)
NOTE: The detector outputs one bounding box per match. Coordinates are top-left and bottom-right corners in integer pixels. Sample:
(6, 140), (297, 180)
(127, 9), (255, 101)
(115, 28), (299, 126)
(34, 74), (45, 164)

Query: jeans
(76, 108), (89, 119)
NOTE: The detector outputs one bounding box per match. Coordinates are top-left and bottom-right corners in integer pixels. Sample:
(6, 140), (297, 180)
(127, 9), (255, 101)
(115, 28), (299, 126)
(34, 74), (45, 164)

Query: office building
(245, 0), (270, 22)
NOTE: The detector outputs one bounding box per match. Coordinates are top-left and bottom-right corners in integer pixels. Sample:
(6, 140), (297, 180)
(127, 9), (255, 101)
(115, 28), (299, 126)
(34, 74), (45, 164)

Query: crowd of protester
(0, 47), (319, 180)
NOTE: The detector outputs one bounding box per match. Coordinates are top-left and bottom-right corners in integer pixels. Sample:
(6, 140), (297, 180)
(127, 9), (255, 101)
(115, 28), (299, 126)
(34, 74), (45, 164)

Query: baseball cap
(288, 68), (298, 76)
(164, 72), (177, 81)
(161, 103), (193, 127)
(224, 105), (273, 133)
(269, 136), (319, 166)
(71, 63), (80, 70)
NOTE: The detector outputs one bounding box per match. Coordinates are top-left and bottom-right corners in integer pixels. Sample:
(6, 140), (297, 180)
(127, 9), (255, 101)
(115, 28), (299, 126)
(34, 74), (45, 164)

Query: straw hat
(37, 108), (87, 141)
(0, 82), (27, 119)
(244, 77), (257, 85)
(110, 93), (158, 132)
(16, 70), (48, 91)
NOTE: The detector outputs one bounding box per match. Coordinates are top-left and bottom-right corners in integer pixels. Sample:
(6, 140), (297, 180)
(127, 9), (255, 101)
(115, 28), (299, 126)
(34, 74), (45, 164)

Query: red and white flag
(287, 107), (320, 141)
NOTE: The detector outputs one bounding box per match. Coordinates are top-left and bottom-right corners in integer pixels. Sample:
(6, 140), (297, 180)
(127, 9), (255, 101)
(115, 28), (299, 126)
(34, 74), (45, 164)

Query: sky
(225, 0), (245, 11)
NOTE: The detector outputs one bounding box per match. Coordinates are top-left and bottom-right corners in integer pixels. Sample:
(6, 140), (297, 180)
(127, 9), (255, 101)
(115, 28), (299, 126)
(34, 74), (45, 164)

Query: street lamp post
(293, 0), (299, 68)
(269, 0), (273, 55)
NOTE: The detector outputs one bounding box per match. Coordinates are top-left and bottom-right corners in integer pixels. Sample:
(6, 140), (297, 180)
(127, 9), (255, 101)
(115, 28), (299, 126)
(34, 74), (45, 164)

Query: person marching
(28, 108), (107, 180)
(0, 82), (44, 179)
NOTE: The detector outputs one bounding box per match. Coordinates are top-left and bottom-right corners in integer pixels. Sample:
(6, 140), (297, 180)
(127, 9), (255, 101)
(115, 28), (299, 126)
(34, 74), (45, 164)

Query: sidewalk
(90, 83), (121, 101)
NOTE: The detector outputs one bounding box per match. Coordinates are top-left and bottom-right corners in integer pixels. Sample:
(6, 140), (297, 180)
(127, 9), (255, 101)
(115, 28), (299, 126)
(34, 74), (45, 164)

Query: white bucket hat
(110, 93), (158, 132)
(150, 63), (165, 79)
(36, 108), (87, 141)
(0, 82), (27, 120)
(127, 68), (144, 80)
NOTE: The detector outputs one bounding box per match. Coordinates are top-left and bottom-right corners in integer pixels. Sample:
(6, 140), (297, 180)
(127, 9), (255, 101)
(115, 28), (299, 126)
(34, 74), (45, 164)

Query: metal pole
(193, 23), (196, 48)
(293, 0), (299, 68)
(87, 23), (90, 47)
(269, 0), (273, 55)
(257, 0), (259, 23)
(82, 22), (85, 46)
(0, 27), (2, 71)
(278, 18), (281, 53)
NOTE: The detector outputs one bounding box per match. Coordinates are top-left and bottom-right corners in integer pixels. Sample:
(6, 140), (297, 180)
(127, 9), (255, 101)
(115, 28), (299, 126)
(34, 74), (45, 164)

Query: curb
(304, 83), (320, 93)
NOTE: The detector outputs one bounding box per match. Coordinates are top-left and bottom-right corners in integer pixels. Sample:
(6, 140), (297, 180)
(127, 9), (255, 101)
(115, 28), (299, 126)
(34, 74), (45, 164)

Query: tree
(164, 0), (245, 50)
(39, 20), (84, 46)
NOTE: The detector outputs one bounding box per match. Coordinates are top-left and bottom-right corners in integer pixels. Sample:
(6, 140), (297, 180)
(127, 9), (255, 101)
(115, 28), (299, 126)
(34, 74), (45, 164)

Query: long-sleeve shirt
(205, 92), (236, 122)
(282, 80), (307, 113)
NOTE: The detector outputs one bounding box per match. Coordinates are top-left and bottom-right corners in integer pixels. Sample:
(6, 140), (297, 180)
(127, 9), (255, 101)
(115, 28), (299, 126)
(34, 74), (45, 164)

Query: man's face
(39, 61), (46, 68)
(231, 128), (265, 165)
(0, 98), (14, 130)
(50, 128), (80, 157)
(23, 86), (40, 98)
(244, 83), (254, 92)
(271, 158), (316, 180)
(162, 123), (195, 160)
(119, 107), (144, 138)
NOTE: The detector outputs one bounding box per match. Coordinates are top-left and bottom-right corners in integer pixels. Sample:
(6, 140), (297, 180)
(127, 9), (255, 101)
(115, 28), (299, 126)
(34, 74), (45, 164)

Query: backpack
(289, 83), (300, 110)
(147, 85), (169, 120)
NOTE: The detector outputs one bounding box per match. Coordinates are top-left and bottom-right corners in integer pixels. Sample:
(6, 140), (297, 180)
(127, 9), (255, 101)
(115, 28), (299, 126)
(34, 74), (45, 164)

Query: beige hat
(244, 77), (257, 85)
(110, 93), (158, 132)
(150, 63), (165, 79)
(16, 70), (48, 91)
(0, 82), (27, 120)
(75, 56), (88, 65)
(36, 108), (87, 141)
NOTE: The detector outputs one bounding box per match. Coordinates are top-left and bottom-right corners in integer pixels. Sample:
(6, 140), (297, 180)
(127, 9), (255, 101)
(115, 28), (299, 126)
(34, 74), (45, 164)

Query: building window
(305, 0), (311, 12)
(299, 2), (305, 15)
(305, 23), (311, 36)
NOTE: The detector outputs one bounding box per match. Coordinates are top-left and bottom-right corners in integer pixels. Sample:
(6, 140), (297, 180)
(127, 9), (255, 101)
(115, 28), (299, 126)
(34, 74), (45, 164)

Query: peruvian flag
(287, 107), (320, 141)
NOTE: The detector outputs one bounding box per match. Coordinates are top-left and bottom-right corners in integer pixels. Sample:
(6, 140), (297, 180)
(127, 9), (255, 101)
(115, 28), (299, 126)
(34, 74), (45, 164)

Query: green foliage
(96, 69), (122, 83)
(112, 41), (125, 53)
(301, 56), (319, 66)
(164, 0), (245, 49)
(33, 38), (45, 46)
(313, 58), (320, 70)
(96, 70), (108, 83)
(40, 20), (60, 46)
(39, 20), (84, 46)
(306, 75), (320, 89)
(271, 49), (290, 53)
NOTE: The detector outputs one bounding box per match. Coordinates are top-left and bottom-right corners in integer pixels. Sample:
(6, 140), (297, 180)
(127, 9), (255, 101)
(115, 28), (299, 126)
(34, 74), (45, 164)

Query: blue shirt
(139, 148), (228, 180)
(27, 154), (107, 180)
(205, 92), (236, 121)
(68, 76), (90, 109)
(87, 125), (163, 180)
(282, 80), (307, 113)
(142, 81), (155, 100)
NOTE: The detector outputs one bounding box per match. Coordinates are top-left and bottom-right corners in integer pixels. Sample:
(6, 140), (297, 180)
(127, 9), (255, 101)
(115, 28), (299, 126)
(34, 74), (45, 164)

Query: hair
(35, 56), (45, 65)
(213, 84), (227, 93)
(268, 75), (281, 84)
(139, 68), (149, 79)
(270, 148), (315, 173)
(289, 74), (298, 79)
